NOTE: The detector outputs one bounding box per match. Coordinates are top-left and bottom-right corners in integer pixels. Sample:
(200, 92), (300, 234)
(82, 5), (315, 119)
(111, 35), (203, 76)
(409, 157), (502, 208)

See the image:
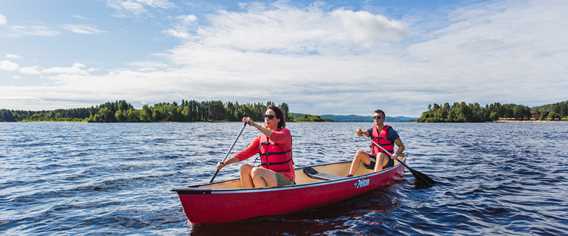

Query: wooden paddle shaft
(209, 123), (247, 183)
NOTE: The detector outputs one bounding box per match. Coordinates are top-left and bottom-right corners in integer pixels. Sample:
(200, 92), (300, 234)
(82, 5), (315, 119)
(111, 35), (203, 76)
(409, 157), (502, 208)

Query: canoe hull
(175, 162), (404, 224)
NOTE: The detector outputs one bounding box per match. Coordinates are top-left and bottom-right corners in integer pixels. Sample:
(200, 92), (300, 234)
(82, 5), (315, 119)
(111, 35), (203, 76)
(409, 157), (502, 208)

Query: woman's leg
(250, 167), (278, 188)
(347, 149), (372, 176)
(240, 164), (254, 188)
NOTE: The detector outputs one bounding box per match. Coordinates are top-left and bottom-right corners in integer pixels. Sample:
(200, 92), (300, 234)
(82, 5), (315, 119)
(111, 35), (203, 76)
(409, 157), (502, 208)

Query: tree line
(418, 101), (568, 122)
(532, 101), (568, 121)
(0, 100), (291, 123)
(289, 113), (326, 122)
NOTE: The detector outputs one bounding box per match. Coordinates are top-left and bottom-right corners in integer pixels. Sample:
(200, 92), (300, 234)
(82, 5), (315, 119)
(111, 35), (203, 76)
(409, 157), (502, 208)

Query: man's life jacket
(371, 125), (394, 155)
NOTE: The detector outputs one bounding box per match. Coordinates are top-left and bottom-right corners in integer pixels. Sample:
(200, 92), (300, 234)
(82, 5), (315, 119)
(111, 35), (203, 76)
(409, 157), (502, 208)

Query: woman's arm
(242, 117), (272, 137)
(217, 136), (260, 170)
(248, 120), (273, 137)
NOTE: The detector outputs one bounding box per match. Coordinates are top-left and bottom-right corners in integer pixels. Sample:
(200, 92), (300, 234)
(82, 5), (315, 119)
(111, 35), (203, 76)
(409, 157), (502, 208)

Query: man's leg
(347, 149), (372, 176)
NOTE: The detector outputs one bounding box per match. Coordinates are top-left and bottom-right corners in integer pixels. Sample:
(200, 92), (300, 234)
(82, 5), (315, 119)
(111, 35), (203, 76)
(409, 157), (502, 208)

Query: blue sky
(1, 0), (567, 116)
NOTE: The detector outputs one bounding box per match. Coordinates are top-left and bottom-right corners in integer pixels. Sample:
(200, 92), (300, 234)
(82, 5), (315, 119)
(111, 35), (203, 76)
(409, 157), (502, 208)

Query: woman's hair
(268, 105), (286, 128)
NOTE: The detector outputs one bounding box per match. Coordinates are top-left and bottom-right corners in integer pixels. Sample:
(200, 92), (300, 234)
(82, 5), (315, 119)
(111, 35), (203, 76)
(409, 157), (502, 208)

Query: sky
(0, 0), (567, 116)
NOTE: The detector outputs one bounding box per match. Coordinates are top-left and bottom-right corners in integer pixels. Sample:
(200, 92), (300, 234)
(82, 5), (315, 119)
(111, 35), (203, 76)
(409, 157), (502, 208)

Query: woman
(216, 105), (294, 188)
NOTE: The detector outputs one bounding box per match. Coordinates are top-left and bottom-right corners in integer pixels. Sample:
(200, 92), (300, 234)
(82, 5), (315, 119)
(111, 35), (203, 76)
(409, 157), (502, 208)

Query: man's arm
(394, 138), (405, 158)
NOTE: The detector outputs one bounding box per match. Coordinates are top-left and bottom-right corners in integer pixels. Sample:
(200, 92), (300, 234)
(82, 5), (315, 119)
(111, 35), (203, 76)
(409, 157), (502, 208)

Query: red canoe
(173, 159), (405, 224)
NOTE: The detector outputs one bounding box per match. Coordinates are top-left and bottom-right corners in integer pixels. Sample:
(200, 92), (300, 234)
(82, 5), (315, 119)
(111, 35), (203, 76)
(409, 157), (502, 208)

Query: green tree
(115, 110), (127, 122)
(127, 109), (139, 122)
(547, 111), (561, 121)
(0, 110), (15, 122)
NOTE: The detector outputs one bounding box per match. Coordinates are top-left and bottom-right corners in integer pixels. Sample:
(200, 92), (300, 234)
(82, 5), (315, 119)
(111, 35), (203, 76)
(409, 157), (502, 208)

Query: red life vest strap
(258, 135), (292, 172)
(259, 150), (291, 156)
(261, 157), (292, 166)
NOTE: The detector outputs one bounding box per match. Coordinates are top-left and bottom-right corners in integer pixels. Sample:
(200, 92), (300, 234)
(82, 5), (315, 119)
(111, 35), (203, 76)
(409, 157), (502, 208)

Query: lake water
(1, 122), (567, 235)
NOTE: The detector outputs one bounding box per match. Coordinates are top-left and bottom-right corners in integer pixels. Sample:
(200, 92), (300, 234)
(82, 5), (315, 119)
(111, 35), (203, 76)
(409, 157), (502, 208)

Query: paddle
(209, 123), (247, 183)
(369, 139), (435, 188)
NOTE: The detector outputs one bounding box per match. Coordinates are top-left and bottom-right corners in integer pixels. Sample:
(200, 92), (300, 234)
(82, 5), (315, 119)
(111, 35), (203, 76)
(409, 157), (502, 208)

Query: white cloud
(0, 60), (19, 71)
(10, 62), (94, 78)
(404, 0), (568, 106)
(72, 15), (89, 20)
(4, 54), (21, 60)
(42, 63), (90, 76)
(163, 14), (197, 39)
(177, 15), (197, 24)
(0, 14), (7, 25)
(63, 24), (105, 34)
(163, 28), (190, 39)
(2, 1), (568, 115)
(107, 0), (172, 15)
(19, 66), (42, 75)
(138, 0), (170, 8)
(191, 5), (407, 54)
(10, 25), (60, 37)
(128, 61), (169, 71)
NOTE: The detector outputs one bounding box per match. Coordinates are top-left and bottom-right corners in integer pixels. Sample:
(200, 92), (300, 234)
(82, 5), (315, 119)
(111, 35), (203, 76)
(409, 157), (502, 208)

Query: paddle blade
(398, 161), (435, 188)
(409, 168), (435, 188)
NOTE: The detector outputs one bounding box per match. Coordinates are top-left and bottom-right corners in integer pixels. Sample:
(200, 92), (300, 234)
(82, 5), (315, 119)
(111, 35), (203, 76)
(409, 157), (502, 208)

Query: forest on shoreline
(0, 100), (301, 123)
(2, 100), (567, 123)
(418, 101), (568, 122)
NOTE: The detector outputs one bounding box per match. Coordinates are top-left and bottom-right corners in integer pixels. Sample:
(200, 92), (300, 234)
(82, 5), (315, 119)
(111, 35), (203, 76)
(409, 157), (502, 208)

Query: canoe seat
(302, 167), (344, 181)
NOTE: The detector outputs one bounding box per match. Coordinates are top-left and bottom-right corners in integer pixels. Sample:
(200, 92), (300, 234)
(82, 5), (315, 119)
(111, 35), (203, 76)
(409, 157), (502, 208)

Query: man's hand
(355, 128), (365, 137)
(392, 152), (405, 160)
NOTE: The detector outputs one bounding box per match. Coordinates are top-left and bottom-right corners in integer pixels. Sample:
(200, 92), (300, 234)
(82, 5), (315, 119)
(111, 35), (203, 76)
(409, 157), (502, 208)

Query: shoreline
(495, 119), (566, 123)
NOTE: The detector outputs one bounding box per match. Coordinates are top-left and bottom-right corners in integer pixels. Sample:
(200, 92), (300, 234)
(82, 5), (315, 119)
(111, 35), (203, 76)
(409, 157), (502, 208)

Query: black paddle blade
(398, 161), (435, 188)
(410, 168), (435, 189)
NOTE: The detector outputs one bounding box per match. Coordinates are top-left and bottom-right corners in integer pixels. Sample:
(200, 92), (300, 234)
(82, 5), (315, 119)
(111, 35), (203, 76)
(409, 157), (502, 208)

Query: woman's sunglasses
(264, 114), (275, 120)
(373, 115), (383, 120)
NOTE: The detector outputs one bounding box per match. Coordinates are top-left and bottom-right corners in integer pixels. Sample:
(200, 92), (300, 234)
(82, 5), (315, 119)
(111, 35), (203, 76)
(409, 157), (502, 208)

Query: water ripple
(1, 122), (567, 235)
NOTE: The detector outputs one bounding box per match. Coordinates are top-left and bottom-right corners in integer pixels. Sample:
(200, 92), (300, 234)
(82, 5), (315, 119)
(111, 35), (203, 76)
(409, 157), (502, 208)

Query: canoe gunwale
(172, 160), (403, 195)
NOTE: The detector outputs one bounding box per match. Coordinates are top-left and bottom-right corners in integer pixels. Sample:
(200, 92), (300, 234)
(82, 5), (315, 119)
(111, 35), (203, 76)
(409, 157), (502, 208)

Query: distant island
(418, 101), (568, 122)
(289, 113), (416, 122)
(320, 114), (416, 122)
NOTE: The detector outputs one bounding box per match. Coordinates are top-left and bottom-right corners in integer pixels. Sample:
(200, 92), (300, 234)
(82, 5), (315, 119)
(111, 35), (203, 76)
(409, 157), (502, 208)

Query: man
(347, 109), (405, 177)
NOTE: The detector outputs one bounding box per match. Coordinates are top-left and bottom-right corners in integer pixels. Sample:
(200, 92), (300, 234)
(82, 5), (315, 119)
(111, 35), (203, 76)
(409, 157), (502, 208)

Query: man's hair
(374, 109), (386, 117)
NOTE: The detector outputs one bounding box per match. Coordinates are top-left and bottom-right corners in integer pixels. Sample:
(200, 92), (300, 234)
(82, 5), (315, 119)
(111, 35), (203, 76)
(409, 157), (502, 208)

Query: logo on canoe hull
(354, 178), (370, 188)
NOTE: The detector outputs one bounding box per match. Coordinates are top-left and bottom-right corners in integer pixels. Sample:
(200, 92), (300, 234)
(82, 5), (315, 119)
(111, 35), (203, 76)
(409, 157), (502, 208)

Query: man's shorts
(363, 153), (394, 170)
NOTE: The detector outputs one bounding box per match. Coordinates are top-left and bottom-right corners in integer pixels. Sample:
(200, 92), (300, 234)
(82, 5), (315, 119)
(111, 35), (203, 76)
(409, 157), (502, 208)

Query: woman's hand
(216, 161), (226, 170)
(242, 116), (254, 126)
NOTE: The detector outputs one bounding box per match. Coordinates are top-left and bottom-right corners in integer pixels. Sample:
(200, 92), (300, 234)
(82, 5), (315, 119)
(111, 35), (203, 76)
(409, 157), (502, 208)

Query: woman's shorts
(275, 172), (295, 186)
